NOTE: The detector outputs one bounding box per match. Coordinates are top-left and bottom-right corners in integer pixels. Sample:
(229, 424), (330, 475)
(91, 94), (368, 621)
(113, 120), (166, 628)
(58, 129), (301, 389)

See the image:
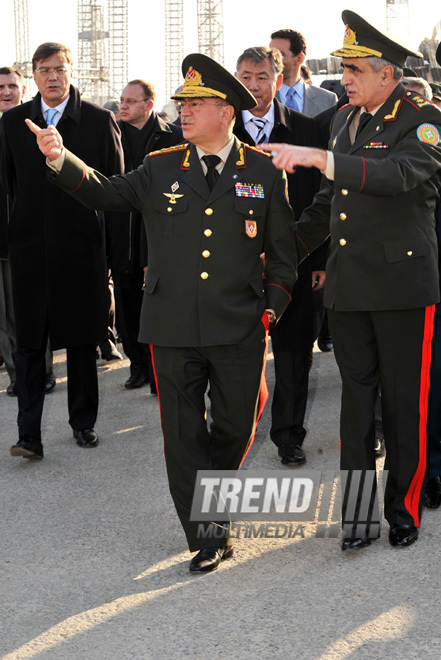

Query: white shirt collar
(41, 95), (70, 125)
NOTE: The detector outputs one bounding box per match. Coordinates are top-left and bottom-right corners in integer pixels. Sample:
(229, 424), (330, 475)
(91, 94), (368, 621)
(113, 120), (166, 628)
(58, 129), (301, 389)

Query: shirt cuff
(322, 151), (334, 180)
(46, 149), (66, 172)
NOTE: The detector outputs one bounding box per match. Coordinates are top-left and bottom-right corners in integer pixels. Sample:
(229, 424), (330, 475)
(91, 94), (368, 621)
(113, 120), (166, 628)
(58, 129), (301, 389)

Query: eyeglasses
(34, 67), (69, 75)
(120, 97), (149, 106)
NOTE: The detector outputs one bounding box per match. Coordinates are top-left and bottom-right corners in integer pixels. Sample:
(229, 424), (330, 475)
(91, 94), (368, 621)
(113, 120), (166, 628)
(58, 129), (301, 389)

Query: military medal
(235, 182), (264, 198)
(163, 182), (183, 204)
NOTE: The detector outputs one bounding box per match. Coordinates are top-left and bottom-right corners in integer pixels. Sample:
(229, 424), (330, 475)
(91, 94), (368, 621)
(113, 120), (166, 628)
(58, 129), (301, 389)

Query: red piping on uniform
(266, 282), (292, 301)
(68, 163), (86, 193)
(296, 234), (310, 256)
(239, 315), (269, 466)
(404, 304), (435, 526)
(149, 345), (166, 456)
(358, 157), (366, 192)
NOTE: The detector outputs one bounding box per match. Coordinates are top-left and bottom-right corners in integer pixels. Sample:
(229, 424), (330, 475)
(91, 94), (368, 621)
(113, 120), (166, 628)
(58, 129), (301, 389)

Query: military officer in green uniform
(26, 54), (297, 572)
(262, 11), (441, 551)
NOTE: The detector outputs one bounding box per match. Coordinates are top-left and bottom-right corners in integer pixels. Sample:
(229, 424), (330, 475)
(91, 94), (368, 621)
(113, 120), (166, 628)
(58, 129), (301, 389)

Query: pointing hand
(25, 118), (64, 162)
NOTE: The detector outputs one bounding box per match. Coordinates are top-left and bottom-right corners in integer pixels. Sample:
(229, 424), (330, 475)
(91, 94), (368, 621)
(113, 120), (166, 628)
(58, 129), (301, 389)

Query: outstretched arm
(25, 119), (64, 163)
(260, 142), (328, 174)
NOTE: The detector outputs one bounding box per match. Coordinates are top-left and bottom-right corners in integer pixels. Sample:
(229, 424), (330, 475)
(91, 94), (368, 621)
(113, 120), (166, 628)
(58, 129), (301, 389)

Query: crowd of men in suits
(2, 11), (441, 572)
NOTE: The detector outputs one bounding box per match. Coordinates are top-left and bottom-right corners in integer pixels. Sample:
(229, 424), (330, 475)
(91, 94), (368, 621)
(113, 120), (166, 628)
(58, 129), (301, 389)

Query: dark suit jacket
(234, 99), (325, 349)
(0, 85), (124, 349)
(296, 83), (441, 311)
(51, 137), (298, 347)
(105, 113), (183, 272)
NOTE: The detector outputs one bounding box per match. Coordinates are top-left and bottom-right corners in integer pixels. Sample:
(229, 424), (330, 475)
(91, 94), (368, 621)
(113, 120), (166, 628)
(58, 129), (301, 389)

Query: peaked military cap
(172, 53), (257, 111)
(330, 10), (423, 68)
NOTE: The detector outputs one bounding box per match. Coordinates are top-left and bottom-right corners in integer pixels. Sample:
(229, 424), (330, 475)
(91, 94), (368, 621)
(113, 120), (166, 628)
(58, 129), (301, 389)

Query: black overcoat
(0, 85), (124, 349)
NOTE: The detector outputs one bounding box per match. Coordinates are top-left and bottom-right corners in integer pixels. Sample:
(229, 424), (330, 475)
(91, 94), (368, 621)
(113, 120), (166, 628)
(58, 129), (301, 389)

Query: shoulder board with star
(148, 143), (189, 158)
(245, 144), (271, 157)
(403, 92), (432, 110)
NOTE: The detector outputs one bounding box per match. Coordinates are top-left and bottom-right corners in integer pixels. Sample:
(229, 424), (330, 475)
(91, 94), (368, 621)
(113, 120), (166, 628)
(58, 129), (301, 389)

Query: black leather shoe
(374, 437), (384, 457)
(73, 428), (99, 448)
(6, 381), (17, 397)
(423, 476), (441, 509)
(125, 373), (146, 389)
(341, 534), (371, 551)
(278, 443), (306, 465)
(10, 435), (44, 459)
(102, 348), (123, 361)
(45, 375), (56, 394)
(389, 524), (418, 547)
(189, 546), (234, 573)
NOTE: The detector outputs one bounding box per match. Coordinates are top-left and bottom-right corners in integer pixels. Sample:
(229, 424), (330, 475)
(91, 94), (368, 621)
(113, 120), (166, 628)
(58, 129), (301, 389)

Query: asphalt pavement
(1, 343), (441, 660)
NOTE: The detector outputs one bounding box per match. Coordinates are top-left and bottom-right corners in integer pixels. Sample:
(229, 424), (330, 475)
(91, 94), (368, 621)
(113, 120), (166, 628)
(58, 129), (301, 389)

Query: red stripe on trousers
(404, 304), (435, 526)
(239, 314), (270, 466)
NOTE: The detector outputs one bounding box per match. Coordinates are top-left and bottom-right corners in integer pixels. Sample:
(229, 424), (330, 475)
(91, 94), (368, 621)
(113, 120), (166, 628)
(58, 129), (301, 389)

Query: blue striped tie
(250, 117), (268, 144)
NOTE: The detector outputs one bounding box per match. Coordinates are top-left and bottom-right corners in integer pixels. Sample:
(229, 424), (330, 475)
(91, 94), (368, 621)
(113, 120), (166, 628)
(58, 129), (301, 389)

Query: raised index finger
(25, 118), (42, 135)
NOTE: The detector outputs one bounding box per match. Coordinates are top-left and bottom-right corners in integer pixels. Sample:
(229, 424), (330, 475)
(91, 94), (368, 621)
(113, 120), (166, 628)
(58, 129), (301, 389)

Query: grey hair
(402, 77), (433, 100)
(236, 47), (283, 77)
(367, 56), (403, 81)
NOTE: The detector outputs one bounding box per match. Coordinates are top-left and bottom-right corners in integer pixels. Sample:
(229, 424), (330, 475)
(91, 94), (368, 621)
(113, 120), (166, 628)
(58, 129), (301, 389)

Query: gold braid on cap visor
(330, 25), (383, 59)
(173, 66), (228, 100)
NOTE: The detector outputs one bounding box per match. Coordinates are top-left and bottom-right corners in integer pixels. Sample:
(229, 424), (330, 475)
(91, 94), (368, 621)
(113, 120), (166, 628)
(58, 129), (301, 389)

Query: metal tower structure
(164, 0), (185, 101)
(107, 0), (129, 98)
(386, 0), (410, 46)
(13, 0), (32, 95)
(197, 0), (224, 65)
(77, 0), (109, 104)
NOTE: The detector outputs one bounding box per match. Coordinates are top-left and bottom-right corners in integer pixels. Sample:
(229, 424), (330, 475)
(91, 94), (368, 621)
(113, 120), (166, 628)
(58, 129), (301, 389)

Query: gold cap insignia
(184, 67), (203, 88)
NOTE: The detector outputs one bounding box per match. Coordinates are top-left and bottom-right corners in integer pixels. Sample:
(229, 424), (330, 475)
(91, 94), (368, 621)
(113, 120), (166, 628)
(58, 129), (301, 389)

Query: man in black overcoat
(0, 42), (124, 458)
(262, 12), (441, 551)
(234, 46), (326, 466)
(27, 54), (298, 572)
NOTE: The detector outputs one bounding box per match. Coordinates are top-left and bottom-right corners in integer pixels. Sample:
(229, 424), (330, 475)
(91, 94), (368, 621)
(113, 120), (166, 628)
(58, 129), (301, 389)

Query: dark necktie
(202, 155), (221, 191)
(355, 111), (372, 138)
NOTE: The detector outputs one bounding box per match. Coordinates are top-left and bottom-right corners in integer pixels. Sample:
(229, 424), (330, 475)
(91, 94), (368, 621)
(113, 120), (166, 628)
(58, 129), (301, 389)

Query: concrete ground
(1, 343), (441, 660)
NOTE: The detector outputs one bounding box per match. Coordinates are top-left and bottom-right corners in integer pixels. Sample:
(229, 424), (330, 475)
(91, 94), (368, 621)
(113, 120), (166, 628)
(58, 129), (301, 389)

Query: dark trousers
(151, 319), (267, 551)
(427, 307), (441, 478)
(113, 269), (152, 380)
(270, 342), (309, 447)
(328, 306), (434, 532)
(16, 331), (98, 439)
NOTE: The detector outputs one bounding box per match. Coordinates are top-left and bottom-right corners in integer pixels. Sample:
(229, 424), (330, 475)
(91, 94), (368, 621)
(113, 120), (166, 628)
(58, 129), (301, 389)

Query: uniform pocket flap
(384, 236), (430, 263)
(144, 272), (159, 293)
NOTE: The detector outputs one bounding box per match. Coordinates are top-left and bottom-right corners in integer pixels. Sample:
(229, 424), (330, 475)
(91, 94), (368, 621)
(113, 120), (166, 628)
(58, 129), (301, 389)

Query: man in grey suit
(270, 29), (337, 117)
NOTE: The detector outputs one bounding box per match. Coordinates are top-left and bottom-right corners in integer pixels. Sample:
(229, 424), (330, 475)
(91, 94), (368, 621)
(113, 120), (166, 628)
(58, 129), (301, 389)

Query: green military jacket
(296, 83), (441, 311)
(52, 137), (297, 346)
